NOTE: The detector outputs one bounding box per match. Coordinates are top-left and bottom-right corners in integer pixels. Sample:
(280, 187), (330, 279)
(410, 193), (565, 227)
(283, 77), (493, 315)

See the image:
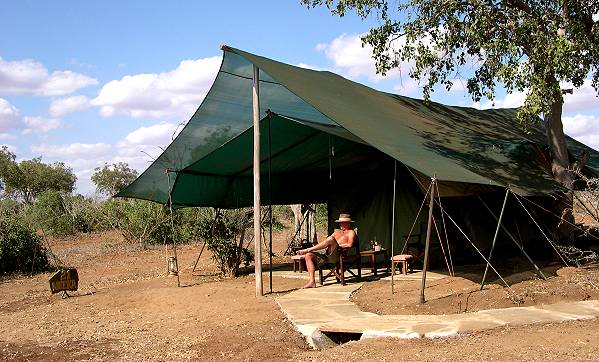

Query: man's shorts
(313, 247), (339, 267)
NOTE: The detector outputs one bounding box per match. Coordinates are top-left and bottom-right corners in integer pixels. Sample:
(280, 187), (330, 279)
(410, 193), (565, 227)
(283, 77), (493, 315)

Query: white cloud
(317, 34), (393, 82)
(91, 56), (222, 119)
(392, 77), (421, 95)
(118, 122), (180, 149)
(563, 79), (599, 114)
(114, 122), (182, 170)
(473, 91), (527, 109)
(22, 116), (61, 134)
(0, 98), (19, 132)
(317, 33), (428, 97)
(563, 114), (599, 151)
(0, 57), (98, 96)
(295, 63), (323, 71)
(49, 95), (91, 117)
(472, 78), (597, 112)
(31, 142), (112, 159)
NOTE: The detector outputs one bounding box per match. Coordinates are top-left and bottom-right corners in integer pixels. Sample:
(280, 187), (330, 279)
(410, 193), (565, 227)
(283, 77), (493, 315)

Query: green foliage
(0, 146), (76, 203)
(314, 203), (328, 228)
(21, 191), (101, 236)
(264, 206), (286, 232)
(99, 199), (208, 246)
(101, 199), (171, 246)
(303, 0), (598, 120)
(0, 209), (50, 274)
(303, 0), (596, 242)
(197, 208), (253, 277)
(91, 162), (139, 196)
(0, 146), (18, 194)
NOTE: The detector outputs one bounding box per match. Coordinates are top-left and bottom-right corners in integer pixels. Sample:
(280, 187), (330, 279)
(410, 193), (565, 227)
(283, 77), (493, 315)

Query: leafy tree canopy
(303, 0), (598, 243)
(0, 146), (76, 203)
(302, 0), (598, 119)
(91, 162), (139, 196)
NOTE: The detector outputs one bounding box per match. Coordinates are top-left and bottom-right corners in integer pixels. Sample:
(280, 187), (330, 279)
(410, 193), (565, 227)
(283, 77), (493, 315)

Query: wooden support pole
(391, 160), (397, 294)
(268, 116), (273, 294)
(166, 171), (180, 287)
(419, 176), (436, 304)
(480, 189), (510, 290)
(252, 65), (263, 297)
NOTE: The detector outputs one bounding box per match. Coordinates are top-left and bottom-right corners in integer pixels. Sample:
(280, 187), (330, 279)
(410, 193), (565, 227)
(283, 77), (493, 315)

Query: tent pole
(166, 171), (180, 288)
(478, 196), (546, 280)
(252, 64), (263, 297)
(391, 160), (397, 294)
(480, 188), (510, 290)
(419, 175), (436, 304)
(268, 112), (273, 294)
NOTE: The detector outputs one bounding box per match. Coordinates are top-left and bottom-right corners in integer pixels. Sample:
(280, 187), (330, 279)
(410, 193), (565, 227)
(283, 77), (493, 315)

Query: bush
(314, 203), (328, 228)
(100, 199), (170, 246)
(0, 209), (50, 274)
(21, 190), (104, 236)
(197, 208), (253, 276)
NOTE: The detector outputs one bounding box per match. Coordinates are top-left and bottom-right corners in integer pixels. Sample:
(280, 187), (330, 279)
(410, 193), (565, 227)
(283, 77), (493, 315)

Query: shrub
(21, 190), (102, 236)
(197, 208), (253, 277)
(0, 209), (50, 274)
(100, 199), (170, 246)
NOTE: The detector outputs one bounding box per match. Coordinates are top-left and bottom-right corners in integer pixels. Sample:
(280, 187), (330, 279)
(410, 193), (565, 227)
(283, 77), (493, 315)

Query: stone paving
(274, 270), (599, 348)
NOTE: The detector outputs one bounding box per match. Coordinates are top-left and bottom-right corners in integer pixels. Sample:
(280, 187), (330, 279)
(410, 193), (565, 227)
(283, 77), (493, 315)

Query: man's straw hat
(335, 213), (354, 223)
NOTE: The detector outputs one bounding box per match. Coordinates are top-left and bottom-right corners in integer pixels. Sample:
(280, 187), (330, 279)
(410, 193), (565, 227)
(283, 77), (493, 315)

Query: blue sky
(1, 1), (598, 195)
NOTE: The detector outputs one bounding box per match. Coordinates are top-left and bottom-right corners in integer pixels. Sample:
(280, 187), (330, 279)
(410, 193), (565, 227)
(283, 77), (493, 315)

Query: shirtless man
(297, 213), (357, 288)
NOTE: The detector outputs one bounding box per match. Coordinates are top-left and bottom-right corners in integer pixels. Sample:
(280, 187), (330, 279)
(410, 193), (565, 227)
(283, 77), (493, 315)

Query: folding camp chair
(318, 234), (362, 286)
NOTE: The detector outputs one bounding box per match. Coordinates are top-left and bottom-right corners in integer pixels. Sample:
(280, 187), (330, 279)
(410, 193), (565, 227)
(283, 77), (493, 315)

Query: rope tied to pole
(510, 190), (569, 266)
(435, 181), (454, 276)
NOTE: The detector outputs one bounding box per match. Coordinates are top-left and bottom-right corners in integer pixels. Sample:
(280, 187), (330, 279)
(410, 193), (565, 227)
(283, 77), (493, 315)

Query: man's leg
(300, 237), (337, 288)
(303, 253), (317, 288)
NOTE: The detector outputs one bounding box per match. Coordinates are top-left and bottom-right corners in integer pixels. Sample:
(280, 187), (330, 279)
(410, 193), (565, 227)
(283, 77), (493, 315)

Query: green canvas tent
(117, 46), (599, 258)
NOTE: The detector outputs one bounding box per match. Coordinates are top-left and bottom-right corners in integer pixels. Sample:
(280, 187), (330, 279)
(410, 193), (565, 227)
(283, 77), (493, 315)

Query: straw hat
(335, 213), (354, 223)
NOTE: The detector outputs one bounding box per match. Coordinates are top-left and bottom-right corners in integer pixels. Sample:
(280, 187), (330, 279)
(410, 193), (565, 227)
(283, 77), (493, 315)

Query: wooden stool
(291, 255), (306, 273)
(391, 254), (413, 275)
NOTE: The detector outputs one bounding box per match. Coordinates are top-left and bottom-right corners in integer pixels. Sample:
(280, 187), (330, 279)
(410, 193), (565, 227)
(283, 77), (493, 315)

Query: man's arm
(298, 235), (335, 254)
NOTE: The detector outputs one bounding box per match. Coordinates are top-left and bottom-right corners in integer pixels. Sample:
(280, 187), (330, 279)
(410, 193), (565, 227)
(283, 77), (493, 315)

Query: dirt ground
(352, 263), (599, 315)
(2, 229), (599, 361)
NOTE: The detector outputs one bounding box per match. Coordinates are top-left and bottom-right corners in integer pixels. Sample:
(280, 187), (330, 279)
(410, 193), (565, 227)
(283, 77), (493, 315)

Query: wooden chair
(318, 234), (362, 286)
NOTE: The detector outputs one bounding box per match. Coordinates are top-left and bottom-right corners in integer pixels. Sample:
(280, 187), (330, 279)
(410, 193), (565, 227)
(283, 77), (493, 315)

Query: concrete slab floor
(275, 280), (599, 349)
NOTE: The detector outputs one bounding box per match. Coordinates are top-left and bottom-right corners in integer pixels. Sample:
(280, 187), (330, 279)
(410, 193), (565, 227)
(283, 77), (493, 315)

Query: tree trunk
(290, 204), (317, 245)
(304, 205), (317, 243)
(544, 97), (575, 244)
(290, 204), (302, 245)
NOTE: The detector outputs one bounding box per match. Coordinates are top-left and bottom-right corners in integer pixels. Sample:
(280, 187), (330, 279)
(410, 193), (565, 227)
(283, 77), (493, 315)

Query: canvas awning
(116, 46), (599, 206)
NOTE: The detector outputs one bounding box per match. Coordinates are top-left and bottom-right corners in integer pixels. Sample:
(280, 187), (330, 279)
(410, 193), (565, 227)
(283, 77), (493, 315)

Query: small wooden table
(359, 249), (389, 276)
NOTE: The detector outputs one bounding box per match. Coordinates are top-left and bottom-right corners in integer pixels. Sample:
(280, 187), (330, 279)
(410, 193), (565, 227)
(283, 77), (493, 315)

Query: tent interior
(117, 46), (599, 269)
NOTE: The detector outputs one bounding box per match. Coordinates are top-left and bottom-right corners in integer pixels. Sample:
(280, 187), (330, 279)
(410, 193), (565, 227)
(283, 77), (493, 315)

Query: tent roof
(116, 46), (599, 206)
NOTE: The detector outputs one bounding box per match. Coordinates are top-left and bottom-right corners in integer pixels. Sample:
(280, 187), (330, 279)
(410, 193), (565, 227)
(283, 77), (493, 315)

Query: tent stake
(480, 188), (510, 290)
(419, 175), (436, 304)
(391, 160), (397, 294)
(252, 64), (263, 297)
(478, 196), (546, 280)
